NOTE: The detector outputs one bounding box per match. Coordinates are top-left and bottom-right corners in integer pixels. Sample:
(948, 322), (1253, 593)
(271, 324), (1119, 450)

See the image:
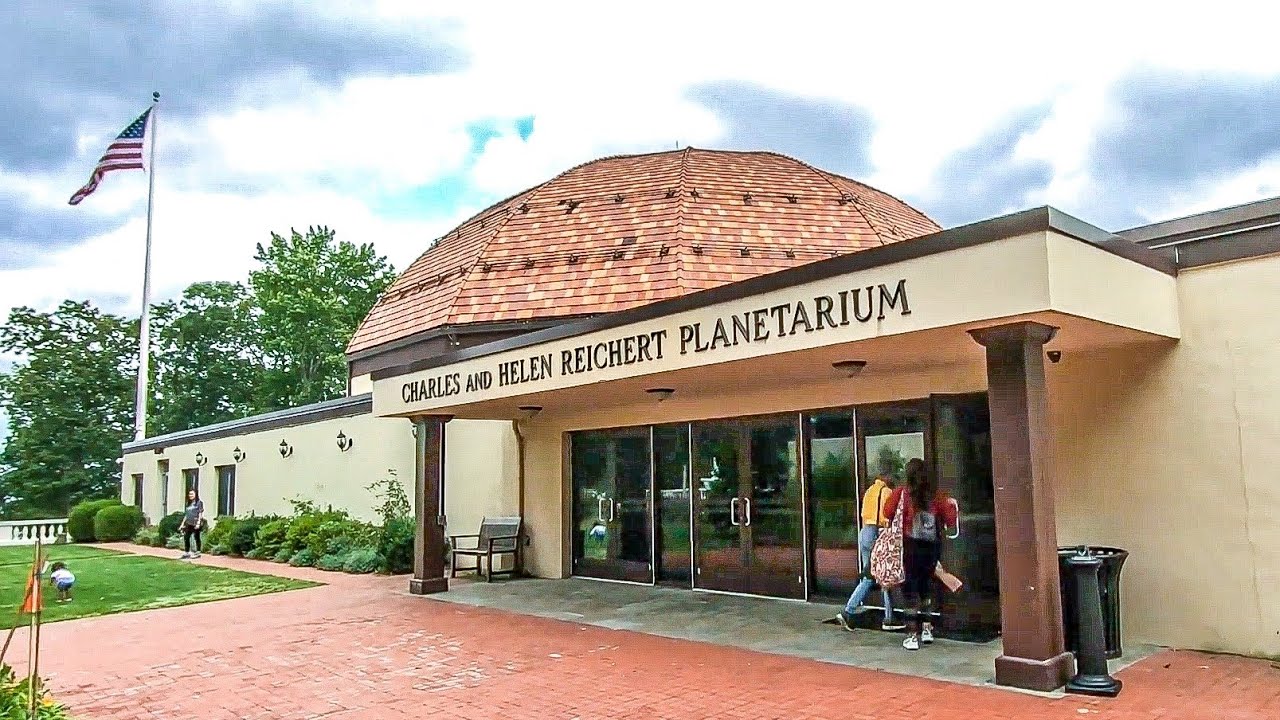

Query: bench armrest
(487, 534), (520, 551)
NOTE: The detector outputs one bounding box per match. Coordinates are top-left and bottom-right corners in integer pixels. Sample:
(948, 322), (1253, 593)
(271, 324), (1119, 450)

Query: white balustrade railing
(0, 518), (70, 546)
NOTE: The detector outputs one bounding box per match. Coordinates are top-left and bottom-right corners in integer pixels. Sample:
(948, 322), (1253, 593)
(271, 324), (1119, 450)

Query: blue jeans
(843, 525), (893, 621)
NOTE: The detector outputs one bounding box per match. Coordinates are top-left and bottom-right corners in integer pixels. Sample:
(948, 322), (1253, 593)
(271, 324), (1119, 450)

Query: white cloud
(7, 0), (1280, 328)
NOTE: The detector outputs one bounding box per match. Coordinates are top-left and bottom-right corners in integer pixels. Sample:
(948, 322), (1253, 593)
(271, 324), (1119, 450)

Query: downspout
(511, 419), (527, 520)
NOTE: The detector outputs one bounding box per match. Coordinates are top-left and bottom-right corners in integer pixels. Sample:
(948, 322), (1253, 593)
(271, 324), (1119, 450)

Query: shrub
(342, 547), (381, 574)
(165, 533), (183, 550)
(283, 507), (350, 555)
(378, 516), (415, 574)
(254, 518), (290, 557)
(204, 516), (237, 548)
(288, 548), (316, 567)
(272, 547), (293, 563)
(244, 546), (271, 560)
(67, 498), (123, 542)
(229, 515), (280, 556)
(315, 553), (346, 571)
(157, 511), (185, 541)
(93, 504), (145, 542)
(133, 526), (161, 546)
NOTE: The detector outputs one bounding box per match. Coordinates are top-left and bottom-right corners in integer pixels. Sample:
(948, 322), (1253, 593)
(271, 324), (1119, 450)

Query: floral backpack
(870, 492), (906, 588)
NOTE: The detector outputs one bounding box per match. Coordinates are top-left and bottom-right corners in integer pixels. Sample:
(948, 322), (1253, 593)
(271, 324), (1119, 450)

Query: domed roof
(347, 148), (939, 355)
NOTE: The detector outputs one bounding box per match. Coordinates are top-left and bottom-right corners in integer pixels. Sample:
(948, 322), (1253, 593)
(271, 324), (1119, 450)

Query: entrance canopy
(371, 208), (1179, 420)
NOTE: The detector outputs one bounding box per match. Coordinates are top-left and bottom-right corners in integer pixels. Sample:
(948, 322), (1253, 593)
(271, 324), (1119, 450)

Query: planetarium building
(122, 148), (1280, 692)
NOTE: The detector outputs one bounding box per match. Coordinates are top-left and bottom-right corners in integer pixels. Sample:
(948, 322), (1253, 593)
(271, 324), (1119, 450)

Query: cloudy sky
(2, 0), (1280, 332)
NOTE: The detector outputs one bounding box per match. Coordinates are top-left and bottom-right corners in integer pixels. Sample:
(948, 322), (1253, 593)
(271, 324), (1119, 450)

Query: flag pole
(134, 91), (160, 442)
(26, 537), (43, 718)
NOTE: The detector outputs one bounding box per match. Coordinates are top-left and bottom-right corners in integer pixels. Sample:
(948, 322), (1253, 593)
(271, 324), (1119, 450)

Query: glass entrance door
(855, 403), (930, 616)
(571, 428), (653, 583)
(931, 393), (1000, 641)
(692, 415), (805, 598)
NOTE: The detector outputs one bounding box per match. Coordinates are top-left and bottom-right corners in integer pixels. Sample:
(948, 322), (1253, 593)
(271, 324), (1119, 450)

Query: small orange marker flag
(18, 554), (42, 615)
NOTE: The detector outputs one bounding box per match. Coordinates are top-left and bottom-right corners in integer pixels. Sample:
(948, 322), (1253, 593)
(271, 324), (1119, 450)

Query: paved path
(9, 546), (1279, 719)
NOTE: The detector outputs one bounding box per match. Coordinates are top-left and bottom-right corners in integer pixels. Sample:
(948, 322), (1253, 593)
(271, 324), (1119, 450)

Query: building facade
(121, 151), (1280, 692)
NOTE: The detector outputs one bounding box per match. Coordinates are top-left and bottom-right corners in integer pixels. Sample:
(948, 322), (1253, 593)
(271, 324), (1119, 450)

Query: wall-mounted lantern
(411, 424), (418, 438)
(194, 452), (208, 466)
(336, 430), (354, 452)
(279, 439), (293, 458)
(645, 388), (675, 402)
(232, 447), (246, 463)
(832, 360), (867, 378)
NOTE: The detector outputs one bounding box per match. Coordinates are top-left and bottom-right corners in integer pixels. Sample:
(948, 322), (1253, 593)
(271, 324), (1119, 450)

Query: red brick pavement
(9, 546), (1279, 719)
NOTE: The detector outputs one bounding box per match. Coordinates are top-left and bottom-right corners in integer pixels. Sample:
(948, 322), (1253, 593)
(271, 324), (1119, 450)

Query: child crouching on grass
(48, 561), (75, 603)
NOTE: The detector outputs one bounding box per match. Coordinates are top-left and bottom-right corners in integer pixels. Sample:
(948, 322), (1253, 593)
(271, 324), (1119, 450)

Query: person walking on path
(836, 463), (906, 632)
(180, 489), (205, 560)
(882, 458), (958, 651)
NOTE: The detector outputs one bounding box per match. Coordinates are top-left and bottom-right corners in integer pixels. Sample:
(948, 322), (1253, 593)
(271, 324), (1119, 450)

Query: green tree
(0, 301), (136, 518)
(249, 226), (395, 410)
(150, 281), (263, 435)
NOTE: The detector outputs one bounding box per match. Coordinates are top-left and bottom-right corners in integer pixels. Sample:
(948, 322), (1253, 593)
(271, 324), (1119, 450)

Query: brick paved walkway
(10, 546), (1279, 719)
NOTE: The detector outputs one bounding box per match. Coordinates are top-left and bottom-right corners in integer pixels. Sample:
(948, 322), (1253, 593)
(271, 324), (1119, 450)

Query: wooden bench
(449, 516), (522, 581)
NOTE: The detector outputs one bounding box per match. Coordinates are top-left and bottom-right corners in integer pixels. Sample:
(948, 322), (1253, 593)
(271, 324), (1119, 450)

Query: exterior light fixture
(410, 424), (418, 438)
(194, 452), (208, 467)
(232, 447), (246, 463)
(1047, 351), (1062, 364)
(646, 388), (675, 402)
(832, 360), (867, 378)
(517, 405), (543, 420)
(279, 439), (293, 458)
(336, 430), (354, 452)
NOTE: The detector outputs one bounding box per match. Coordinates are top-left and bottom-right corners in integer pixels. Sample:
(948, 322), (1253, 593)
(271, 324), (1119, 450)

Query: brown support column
(969, 321), (1073, 692)
(409, 415), (451, 595)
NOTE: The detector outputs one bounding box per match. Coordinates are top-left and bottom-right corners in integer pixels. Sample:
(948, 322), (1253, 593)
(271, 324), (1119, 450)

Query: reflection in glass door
(571, 428), (653, 583)
(807, 412), (858, 600)
(654, 424), (692, 585)
(693, 415), (805, 598)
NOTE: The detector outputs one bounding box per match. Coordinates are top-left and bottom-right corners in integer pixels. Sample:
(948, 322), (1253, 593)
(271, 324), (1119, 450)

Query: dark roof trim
(122, 393), (372, 454)
(346, 317), (587, 363)
(370, 206), (1175, 382)
(1118, 195), (1280, 245)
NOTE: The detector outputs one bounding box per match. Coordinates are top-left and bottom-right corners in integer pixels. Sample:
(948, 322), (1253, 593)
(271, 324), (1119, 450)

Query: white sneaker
(191, 552), (202, 559)
(921, 624), (934, 644)
(179, 552), (191, 559)
(902, 634), (920, 651)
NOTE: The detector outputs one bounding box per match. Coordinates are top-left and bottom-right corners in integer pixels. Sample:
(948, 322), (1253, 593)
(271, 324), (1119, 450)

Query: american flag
(68, 107), (152, 205)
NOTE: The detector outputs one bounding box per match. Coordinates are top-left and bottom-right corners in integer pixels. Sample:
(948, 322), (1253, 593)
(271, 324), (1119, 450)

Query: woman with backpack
(881, 457), (958, 650)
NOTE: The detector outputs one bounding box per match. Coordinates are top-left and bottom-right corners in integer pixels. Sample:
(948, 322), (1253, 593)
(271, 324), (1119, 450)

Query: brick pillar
(969, 322), (1073, 692)
(409, 415), (450, 595)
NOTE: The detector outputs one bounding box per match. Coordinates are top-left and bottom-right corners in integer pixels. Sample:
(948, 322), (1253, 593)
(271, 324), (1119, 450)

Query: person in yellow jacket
(836, 463), (906, 632)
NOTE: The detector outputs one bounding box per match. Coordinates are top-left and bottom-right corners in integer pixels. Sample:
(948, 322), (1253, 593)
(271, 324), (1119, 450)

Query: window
(183, 468), (199, 499)
(158, 460), (170, 515)
(216, 465), (236, 517)
(132, 474), (144, 506)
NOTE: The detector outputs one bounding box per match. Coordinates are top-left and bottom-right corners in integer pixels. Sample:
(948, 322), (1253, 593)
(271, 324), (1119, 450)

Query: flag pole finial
(152, 91), (160, 102)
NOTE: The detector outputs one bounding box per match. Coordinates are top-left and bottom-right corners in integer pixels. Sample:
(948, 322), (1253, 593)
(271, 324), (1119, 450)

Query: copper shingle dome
(348, 148), (940, 355)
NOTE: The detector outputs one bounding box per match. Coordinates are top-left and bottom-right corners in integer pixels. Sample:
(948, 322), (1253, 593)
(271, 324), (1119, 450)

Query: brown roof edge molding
(370, 206), (1176, 382)
(1118, 195), (1280, 245)
(122, 393), (373, 455)
(345, 317), (588, 364)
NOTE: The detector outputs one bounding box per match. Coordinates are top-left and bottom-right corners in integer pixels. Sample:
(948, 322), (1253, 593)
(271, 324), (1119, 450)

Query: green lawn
(0, 546), (319, 629)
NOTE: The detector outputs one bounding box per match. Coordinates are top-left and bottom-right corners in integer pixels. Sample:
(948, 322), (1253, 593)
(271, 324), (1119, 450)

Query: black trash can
(1058, 546), (1129, 660)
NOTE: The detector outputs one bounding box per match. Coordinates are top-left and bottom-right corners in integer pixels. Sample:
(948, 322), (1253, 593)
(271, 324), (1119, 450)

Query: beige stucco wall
(121, 414), (519, 536)
(1052, 253), (1280, 658)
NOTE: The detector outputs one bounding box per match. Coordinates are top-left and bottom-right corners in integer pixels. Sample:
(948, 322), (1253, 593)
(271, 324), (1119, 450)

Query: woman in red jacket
(883, 457), (958, 650)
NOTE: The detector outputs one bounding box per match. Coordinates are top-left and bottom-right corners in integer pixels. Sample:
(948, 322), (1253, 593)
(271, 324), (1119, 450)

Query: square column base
(995, 652), (1075, 692)
(409, 577), (449, 595)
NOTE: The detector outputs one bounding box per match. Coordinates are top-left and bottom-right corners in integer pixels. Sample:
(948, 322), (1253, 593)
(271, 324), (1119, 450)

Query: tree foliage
(0, 302), (137, 518)
(249, 226), (395, 409)
(149, 281), (262, 435)
(0, 224), (396, 518)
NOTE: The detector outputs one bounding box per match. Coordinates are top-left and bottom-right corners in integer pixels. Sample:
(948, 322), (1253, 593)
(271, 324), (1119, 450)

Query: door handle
(609, 498), (616, 522)
(729, 497), (740, 526)
(598, 497), (607, 522)
(945, 498), (960, 539)
(742, 497), (751, 526)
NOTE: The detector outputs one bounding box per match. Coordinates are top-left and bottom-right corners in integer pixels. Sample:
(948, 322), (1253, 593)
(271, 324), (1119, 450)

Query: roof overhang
(371, 207), (1180, 420)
